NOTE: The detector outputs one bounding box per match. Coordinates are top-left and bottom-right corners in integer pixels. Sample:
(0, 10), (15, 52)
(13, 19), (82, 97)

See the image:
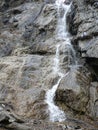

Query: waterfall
(45, 75), (66, 122)
(45, 0), (76, 122)
(55, 0), (72, 40)
(55, 0), (77, 66)
(45, 44), (69, 122)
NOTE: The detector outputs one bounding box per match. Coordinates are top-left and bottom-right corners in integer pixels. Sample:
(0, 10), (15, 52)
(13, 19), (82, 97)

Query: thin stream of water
(45, 44), (69, 122)
(45, 0), (77, 122)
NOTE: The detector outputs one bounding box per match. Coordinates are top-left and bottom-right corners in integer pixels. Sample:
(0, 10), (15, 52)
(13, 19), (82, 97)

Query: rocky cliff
(0, 0), (98, 130)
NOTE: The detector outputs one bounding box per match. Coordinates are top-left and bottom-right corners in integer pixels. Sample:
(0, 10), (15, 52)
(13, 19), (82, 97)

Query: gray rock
(0, 0), (98, 129)
(72, 0), (98, 58)
(88, 82), (98, 118)
(56, 66), (91, 113)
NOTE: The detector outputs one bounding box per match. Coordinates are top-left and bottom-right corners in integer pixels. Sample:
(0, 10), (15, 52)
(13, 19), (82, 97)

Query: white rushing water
(45, 44), (68, 122)
(56, 0), (72, 40)
(55, 0), (77, 66)
(45, 0), (76, 122)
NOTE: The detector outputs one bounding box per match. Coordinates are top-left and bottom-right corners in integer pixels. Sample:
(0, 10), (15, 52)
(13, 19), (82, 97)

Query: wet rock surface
(0, 107), (98, 130)
(0, 0), (98, 129)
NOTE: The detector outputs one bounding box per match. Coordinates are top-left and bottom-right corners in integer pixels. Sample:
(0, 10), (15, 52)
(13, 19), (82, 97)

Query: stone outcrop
(0, 0), (98, 129)
(70, 0), (98, 121)
(72, 0), (98, 78)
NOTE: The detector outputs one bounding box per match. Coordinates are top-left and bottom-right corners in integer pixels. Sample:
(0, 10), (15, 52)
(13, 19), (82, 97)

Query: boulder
(56, 66), (91, 113)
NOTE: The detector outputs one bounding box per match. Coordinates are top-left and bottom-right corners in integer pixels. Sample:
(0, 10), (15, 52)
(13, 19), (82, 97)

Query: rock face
(71, 0), (98, 120)
(0, 0), (98, 129)
(72, 0), (98, 77)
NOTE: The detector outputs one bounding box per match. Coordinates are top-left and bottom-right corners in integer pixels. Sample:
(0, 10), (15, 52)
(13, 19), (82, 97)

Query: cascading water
(55, 0), (77, 66)
(45, 44), (68, 122)
(56, 0), (71, 40)
(45, 0), (77, 122)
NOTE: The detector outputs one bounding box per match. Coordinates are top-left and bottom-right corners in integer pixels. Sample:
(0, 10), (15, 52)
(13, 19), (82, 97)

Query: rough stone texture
(0, 107), (97, 130)
(72, 0), (98, 77)
(70, 0), (98, 121)
(0, 55), (46, 119)
(88, 82), (98, 118)
(55, 66), (91, 113)
(0, 0), (98, 129)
